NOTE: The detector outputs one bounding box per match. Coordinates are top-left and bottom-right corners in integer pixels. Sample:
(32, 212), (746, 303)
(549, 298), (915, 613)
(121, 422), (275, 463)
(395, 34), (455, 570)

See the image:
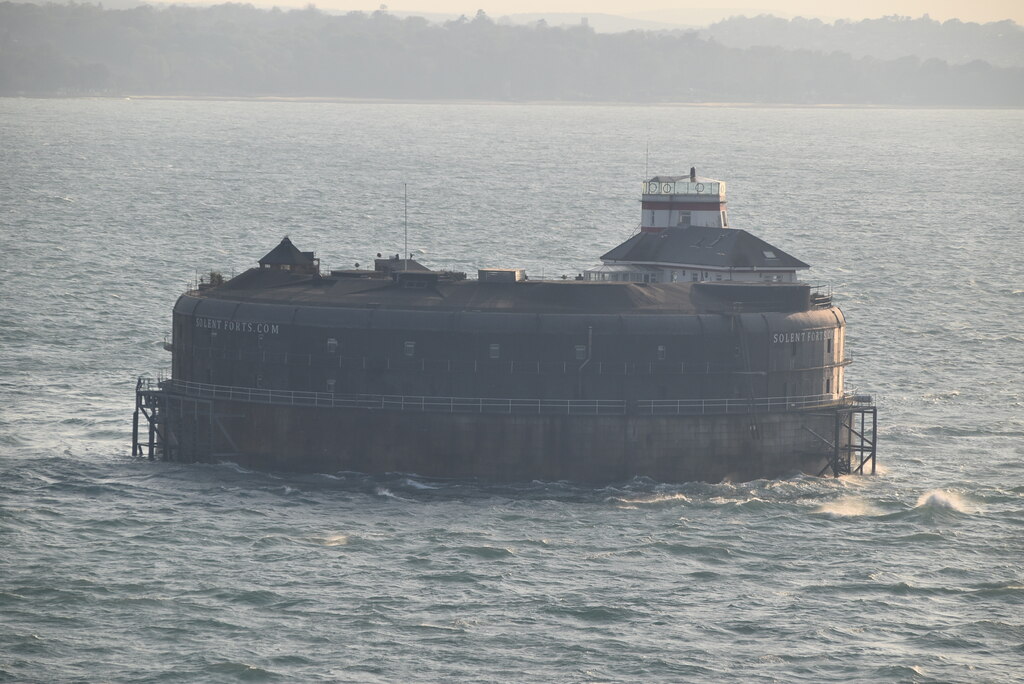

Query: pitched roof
(600, 226), (809, 270)
(258, 237), (314, 266)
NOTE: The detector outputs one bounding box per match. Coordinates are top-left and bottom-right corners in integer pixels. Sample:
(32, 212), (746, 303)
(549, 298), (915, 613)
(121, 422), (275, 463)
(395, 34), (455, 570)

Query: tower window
(327, 337), (338, 353)
(326, 379), (335, 393)
(489, 343), (500, 359)
(826, 338), (833, 354)
(657, 345), (666, 361)
(404, 341), (416, 357)
(575, 345), (587, 361)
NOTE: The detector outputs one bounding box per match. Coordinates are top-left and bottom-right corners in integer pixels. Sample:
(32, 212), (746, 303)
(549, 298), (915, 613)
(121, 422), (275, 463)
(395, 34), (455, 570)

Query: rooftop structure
(258, 236), (319, 275)
(586, 169), (809, 284)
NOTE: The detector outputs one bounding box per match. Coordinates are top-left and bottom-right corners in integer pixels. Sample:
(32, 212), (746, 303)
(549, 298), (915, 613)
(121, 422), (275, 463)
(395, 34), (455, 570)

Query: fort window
(827, 338), (833, 354)
(489, 343), (500, 359)
(826, 378), (832, 394)
(404, 341), (416, 357)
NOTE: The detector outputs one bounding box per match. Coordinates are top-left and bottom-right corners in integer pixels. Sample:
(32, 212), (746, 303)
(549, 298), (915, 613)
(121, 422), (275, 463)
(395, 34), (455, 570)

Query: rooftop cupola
(641, 168), (728, 233)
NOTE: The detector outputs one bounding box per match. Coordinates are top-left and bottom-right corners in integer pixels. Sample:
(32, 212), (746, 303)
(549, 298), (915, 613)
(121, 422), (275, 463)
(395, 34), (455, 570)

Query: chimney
(690, 167), (696, 181)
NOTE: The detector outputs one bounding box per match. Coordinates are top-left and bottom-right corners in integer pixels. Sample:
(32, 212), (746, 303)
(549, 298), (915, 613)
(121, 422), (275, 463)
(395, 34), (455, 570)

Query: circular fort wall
(171, 295), (846, 402)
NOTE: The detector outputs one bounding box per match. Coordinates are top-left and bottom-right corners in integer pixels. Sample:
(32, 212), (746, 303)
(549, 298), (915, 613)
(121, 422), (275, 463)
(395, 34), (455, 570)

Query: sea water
(1, 99), (1022, 682)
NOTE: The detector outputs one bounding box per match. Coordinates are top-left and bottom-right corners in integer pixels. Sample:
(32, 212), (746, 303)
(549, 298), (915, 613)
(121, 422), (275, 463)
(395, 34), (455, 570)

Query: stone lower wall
(160, 394), (841, 483)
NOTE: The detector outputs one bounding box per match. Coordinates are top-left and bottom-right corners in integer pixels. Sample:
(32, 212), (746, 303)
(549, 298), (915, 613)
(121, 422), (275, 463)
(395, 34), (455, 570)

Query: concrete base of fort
(158, 395), (848, 483)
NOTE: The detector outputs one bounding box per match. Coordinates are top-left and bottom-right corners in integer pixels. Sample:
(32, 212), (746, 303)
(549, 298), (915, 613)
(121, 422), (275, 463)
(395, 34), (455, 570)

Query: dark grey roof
(600, 226), (809, 270)
(258, 237), (314, 266)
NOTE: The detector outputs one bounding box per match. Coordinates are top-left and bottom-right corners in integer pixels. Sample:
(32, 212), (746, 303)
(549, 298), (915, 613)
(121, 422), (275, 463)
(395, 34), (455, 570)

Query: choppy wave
(914, 489), (972, 513)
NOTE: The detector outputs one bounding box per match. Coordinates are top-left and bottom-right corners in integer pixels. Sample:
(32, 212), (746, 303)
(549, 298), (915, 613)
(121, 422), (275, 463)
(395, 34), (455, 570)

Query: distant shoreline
(4, 95), (1021, 110)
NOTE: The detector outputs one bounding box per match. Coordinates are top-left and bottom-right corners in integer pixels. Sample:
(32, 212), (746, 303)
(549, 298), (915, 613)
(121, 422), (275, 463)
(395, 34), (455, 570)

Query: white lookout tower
(584, 169), (810, 284)
(642, 166), (728, 231)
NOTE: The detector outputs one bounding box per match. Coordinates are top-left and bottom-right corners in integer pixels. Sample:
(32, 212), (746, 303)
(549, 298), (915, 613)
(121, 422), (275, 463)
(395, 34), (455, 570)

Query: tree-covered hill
(1, 2), (1021, 105)
(703, 14), (1024, 69)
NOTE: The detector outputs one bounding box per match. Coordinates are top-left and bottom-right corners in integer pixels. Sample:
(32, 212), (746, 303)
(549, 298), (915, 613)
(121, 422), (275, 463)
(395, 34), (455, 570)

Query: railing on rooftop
(142, 378), (870, 417)
(809, 282), (833, 308)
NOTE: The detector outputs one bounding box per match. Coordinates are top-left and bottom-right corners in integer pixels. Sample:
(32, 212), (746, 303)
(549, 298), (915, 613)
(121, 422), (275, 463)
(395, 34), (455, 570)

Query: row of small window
(329, 339), (668, 361)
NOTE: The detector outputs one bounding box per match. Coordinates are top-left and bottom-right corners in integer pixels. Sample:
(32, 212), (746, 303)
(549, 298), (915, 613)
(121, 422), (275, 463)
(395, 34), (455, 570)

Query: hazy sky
(308, 0), (1022, 24)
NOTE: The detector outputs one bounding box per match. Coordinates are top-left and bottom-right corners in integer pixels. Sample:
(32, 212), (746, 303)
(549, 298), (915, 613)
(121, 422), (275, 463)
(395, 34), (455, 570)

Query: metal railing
(156, 379), (626, 415)
(635, 393), (849, 415)
(143, 378), (870, 417)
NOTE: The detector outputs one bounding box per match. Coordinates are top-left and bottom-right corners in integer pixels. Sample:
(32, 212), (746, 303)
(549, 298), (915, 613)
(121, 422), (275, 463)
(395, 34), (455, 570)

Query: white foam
(813, 497), (879, 517)
(403, 478), (440, 490)
(320, 533), (349, 546)
(612, 493), (690, 506)
(915, 489), (970, 512)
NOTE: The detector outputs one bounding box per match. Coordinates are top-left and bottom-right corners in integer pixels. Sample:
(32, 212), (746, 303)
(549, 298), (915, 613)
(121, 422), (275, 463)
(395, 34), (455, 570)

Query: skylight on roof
(762, 250), (777, 259)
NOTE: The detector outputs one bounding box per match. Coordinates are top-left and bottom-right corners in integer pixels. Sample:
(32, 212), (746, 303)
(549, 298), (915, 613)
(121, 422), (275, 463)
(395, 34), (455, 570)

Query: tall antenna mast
(403, 182), (408, 272)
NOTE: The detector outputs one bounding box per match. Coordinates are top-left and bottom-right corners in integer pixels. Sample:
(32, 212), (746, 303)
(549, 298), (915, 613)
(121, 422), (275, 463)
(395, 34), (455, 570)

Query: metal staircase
(816, 399), (877, 477)
(132, 378), (165, 460)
